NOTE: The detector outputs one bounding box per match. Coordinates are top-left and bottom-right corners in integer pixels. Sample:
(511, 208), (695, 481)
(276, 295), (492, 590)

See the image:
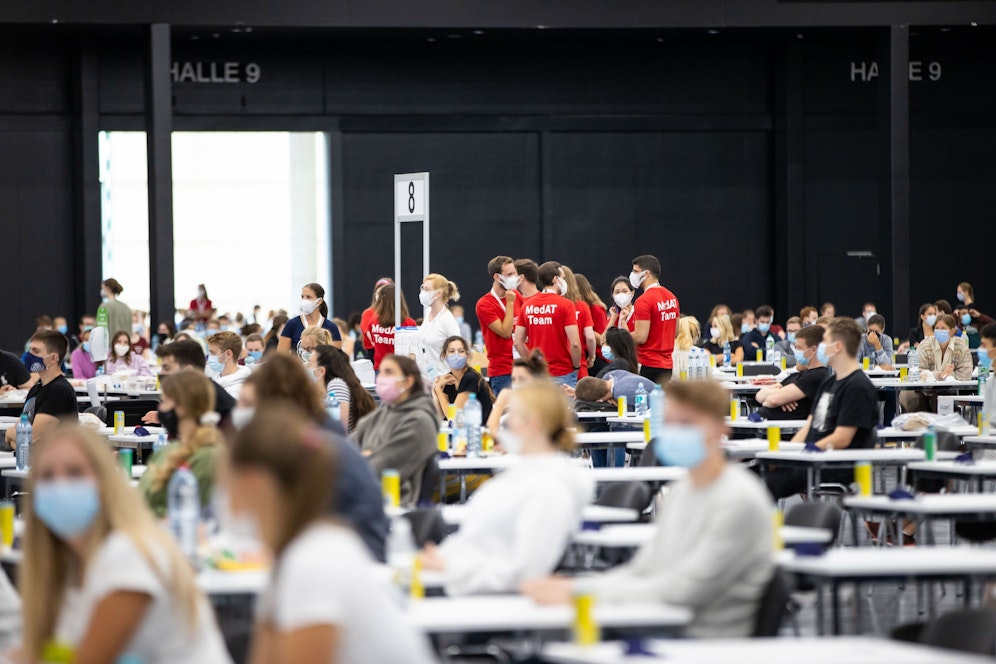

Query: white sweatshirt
(578, 464), (773, 638)
(438, 453), (594, 596)
(214, 365), (251, 399)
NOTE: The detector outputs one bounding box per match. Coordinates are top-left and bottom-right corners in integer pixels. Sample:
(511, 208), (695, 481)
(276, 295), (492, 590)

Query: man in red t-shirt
(513, 262), (581, 387)
(475, 255), (521, 395)
(629, 254), (680, 384)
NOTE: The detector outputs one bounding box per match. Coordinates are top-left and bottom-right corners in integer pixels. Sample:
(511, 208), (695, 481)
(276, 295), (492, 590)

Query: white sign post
(394, 172), (430, 330)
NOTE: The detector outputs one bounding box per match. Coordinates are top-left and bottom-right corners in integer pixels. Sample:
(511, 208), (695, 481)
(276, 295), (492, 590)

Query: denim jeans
(489, 374), (512, 396)
(551, 371), (579, 389)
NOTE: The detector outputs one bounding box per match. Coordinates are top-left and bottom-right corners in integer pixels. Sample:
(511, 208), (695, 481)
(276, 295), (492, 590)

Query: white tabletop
(197, 568), (269, 595)
(572, 524), (831, 549)
(604, 416), (646, 426)
(585, 467), (686, 483)
(429, 504), (639, 526)
(756, 448), (927, 464)
(721, 439), (805, 459)
(906, 460), (996, 476)
(871, 379), (978, 390)
(0, 417), (18, 432)
(574, 411), (618, 420)
(540, 637), (993, 664)
(406, 595), (691, 635)
(877, 424), (979, 439)
(725, 418), (808, 431)
(574, 431), (647, 446)
(96, 425), (165, 437)
(437, 455), (517, 473)
(844, 494), (996, 516)
(964, 435), (996, 447)
(2, 463), (144, 480)
(779, 546), (996, 578)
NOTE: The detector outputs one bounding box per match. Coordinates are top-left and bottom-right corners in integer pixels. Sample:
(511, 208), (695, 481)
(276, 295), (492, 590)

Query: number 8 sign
(396, 176), (426, 219)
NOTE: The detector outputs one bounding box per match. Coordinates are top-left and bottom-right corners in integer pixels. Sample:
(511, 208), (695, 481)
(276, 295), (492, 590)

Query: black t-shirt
(0, 350), (30, 389)
(759, 367), (830, 421)
(805, 370), (878, 448)
(442, 370), (493, 422)
(22, 375), (78, 423)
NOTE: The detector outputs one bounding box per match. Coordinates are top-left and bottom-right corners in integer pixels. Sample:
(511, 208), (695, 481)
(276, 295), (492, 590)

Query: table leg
(815, 582), (826, 636)
(459, 475), (467, 503)
(831, 581), (841, 635)
(851, 510), (861, 547)
(854, 582), (863, 634)
(807, 468), (815, 500)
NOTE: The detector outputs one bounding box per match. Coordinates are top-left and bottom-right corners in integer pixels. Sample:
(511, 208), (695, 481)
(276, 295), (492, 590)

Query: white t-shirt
(55, 532), (232, 664)
(418, 308), (461, 379)
(256, 523), (435, 664)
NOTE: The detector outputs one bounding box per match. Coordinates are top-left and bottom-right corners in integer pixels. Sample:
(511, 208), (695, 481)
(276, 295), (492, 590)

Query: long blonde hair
(301, 326), (334, 347)
(22, 425), (202, 656)
(675, 315), (701, 352)
(150, 371), (222, 494)
(712, 314), (737, 346)
(559, 265), (582, 302)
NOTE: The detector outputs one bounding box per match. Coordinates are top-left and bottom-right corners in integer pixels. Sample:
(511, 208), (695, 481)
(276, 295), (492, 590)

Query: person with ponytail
(420, 381), (592, 595)
(417, 273), (462, 379)
(139, 371), (224, 517)
(308, 345), (376, 432)
(277, 282), (342, 356)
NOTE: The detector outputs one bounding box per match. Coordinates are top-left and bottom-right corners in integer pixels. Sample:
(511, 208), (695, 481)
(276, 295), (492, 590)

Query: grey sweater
(353, 391), (438, 506)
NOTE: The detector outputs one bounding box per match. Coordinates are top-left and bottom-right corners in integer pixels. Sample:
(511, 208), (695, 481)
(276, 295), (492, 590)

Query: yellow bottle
(772, 508), (784, 551)
(573, 592), (600, 646)
(410, 555), (425, 600)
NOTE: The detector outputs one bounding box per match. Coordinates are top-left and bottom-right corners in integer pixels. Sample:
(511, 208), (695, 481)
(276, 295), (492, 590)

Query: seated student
(353, 355), (437, 506)
(596, 326), (639, 377)
(800, 306), (818, 327)
(297, 325), (334, 364)
(755, 325), (828, 421)
(899, 314), (973, 413)
(899, 302), (938, 354)
(774, 316), (801, 368)
(820, 302), (836, 318)
(69, 328), (98, 380)
(574, 370), (657, 408)
(141, 341), (236, 427)
(523, 380), (773, 638)
(764, 318), (879, 500)
(858, 314), (895, 370)
(701, 315), (743, 368)
(432, 336), (495, 423)
(207, 331), (251, 399)
(741, 305), (777, 360)
(421, 382), (593, 595)
(0, 344), (34, 394)
(264, 314), (289, 354)
(21, 424), (231, 662)
(486, 350), (549, 433)
(4, 331), (77, 449)
(225, 408), (435, 664)
(105, 330), (153, 377)
(308, 345), (377, 433)
(238, 355), (387, 561)
(139, 371), (222, 518)
(740, 309), (756, 337)
(243, 333), (265, 365)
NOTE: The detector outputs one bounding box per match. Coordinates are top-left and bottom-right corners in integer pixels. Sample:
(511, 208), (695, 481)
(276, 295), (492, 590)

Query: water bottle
(326, 388), (341, 422)
(96, 364), (105, 377)
(386, 516), (417, 586)
(15, 414), (31, 472)
(909, 349), (920, 382)
(153, 432), (168, 455)
(979, 362), (990, 396)
(773, 350), (781, 370)
(465, 393), (483, 457)
(634, 382), (648, 417)
(453, 407), (468, 455)
(765, 336), (775, 363)
(649, 385), (665, 443)
(168, 464), (200, 565)
(722, 341), (731, 367)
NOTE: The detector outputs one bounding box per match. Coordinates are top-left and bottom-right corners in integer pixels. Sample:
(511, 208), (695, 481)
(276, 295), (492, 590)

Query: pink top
(105, 353), (153, 377)
(70, 347), (98, 380)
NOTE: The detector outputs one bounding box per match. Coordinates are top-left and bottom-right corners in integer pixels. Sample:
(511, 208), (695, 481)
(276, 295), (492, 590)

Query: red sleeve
(577, 301), (593, 331)
(360, 309), (375, 349)
(188, 299), (198, 311)
(476, 297), (501, 331)
(562, 300), (578, 332)
(632, 295), (652, 323)
(591, 305), (608, 335)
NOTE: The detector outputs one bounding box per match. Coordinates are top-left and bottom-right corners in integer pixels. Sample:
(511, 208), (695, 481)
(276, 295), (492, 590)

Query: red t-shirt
(360, 308), (376, 350)
(476, 290), (520, 378)
(518, 292), (578, 377)
(591, 304), (610, 361)
(574, 300), (594, 379)
(368, 317), (417, 369)
(131, 335), (150, 357)
(188, 298), (213, 321)
(632, 285), (680, 369)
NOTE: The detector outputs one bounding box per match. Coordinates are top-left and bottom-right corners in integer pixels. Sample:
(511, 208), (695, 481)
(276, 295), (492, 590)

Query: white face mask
(629, 270), (647, 289)
(419, 290), (437, 307)
(557, 278), (568, 297)
(499, 431), (523, 455)
(230, 406), (255, 430)
(710, 327), (721, 339)
(613, 293), (633, 309)
(113, 344), (130, 357)
(500, 275), (520, 291)
(300, 298), (318, 315)
(198, 289), (206, 298)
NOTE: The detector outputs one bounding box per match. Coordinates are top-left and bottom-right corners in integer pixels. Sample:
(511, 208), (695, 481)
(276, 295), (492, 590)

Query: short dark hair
(981, 322), (996, 343)
(30, 330), (69, 361)
(514, 259), (539, 285)
(157, 340), (206, 369)
(488, 255), (513, 278)
(631, 255), (661, 278)
(756, 305), (774, 319)
(795, 325), (824, 350)
(827, 318), (862, 358)
(575, 377), (611, 402)
(537, 261), (562, 289)
(934, 299), (952, 315)
(867, 314), (886, 330)
(918, 302), (936, 318)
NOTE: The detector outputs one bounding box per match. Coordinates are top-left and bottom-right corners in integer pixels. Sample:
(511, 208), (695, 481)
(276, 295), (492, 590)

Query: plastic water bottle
(909, 349), (920, 382)
(634, 382), (648, 417)
(773, 350), (781, 370)
(649, 385), (665, 442)
(979, 362), (990, 396)
(465, 393), (483, 457)
(153, 432), (168, 455)
(168, 464), (200, 565)
(386, 516), (417, 586)
(765, 336), (776, 363)
(96, 364), (105, 377)
(15, 414), (31, 472)
(454, 407), (467, 455)
(326, 388), (341, 422)
(723, 341), (731, 367)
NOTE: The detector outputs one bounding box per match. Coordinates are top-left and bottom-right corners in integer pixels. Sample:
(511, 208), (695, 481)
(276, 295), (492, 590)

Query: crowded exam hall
(1, 3), (995, 663)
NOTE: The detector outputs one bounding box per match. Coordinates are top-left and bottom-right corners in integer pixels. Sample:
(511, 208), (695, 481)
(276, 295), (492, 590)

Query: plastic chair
(752, 568), (791, 637)
(739, 363), (781, 377)
(784, 502), (842, 546)
(84, 405), (108, 426)
(595, 482), (652, 513)
(351, 359), (375, 386)
(417, 455), (440, 506)
(920, 608), (996, 655)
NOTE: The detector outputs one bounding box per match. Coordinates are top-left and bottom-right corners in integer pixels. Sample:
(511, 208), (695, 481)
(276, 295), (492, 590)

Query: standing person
(96, 278), (132, 347)
(560, 266), (597, 379)
(359, 277), (394, 359)
(755, 325), (829, 421)
(69, 328), (98, 380)
(4, 331), (77, 448)
(513, 259), (541, 302)
(605, 277), (637, 333)
(277, 283), (342, 355)
(207, 331), (251, 399)
(416, 273), (462, 380)
(226, 408), (436, 664)
(575, 274), (609, 373)
(104, 331), (153, 377)
(513, 262), (582, 388)
(309, 345), (377, 433)
(451, 305), (473, 344)
(366, 285), (417, 371)
(475, 255), (520, 396)
(432, 336), (495, 423)
(187, 284), (214, 329)
(956, 281), (979, 312)
(629, 255), (680, 383)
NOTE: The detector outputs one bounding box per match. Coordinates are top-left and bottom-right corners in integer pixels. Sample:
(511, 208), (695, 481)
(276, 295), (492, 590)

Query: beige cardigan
(916, 335), (973, 381)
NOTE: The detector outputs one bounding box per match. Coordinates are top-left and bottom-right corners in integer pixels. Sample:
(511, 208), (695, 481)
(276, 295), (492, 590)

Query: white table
(876, 424), (979, 440)
(574, 431), (647, 448)
(571, 524), (831, 549)
(906, 460), (996, 493)
(96, 425), (165, 437)
(0, 417), (18, 433)
(726, 418), (808, 433)
(871, 378), (978, 392)
(939, 394), (985, 416)
(844, 494), (996, 545)
(604, 416), (646, 427)
(197, 568), (269, 596)
(721, 439), (805, 459)
(756, 448), (932, 499)
(574, 411), (618, 421)
(540, 637), (993, 664)
(963, 435), (996, 451)
(585, 467), (686, 484)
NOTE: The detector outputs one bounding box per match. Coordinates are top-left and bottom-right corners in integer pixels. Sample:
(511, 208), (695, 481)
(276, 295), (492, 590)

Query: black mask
(157, 333), (169, 345)
(158, 408), (179, 438)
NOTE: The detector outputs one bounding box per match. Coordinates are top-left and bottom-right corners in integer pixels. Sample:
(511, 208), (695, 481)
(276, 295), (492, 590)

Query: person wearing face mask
(421, 381), (593, 596)
(416, 273), (462, 380)
(187, 283), (215, 330)
(226, 407), (435, 664)
(764, 318), (879, 500)
(308, 345), (376, 432)
(21, 424), (232, 663)
(69, 328), (98, 380)
(605, 276), (637, 333)
(629, 255), (680, 383)
(139, 371), (223, 518)
(353, 355), (438, 506)
(740, 309), (756, 337)
(513, 261), (582, 388)
(0, 343), (35, 394)
(560, 265), (598, 379)
(4, 331), (77, 449)
(755, 325), (828, 421)
(956, 281), (979, 312)
(277, 282), (342, 356)
(297, 326), (334, 366)
(140, 341), (236, 429)
(242, 333), (266, 366)
(773, 316), (801, 368)
(800, 306), (818, 327)
(485, 350), (549, 433)
(899, 302), (938, 354)
(151, 320), (176, 352)
(854, 302), (877, 332)
(953, 306), (992, 350)
(475, 255), (521, 395)
(523, 380), (773, 638)
(740, 304), (778, 360)
(596, 326), (639, 376)
(95, 278), (133, 350)
(899, 314), (974, 413)
(206, 331), (251, 399)
(432, 336), (495, 422)
(366, 285), (417, 371)
(104, 330), (153, 377)
(451, 305), (473, 345)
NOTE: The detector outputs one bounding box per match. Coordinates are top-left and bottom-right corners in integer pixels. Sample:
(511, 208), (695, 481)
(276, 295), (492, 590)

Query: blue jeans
(591, 448), (627, 468)
(489, 375), (512, 396)
(552, 371), (579, 389)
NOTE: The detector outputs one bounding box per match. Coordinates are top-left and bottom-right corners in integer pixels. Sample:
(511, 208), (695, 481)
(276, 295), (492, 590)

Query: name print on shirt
(370, 324), (398, 344)
(657, 298), (679, 322)
(524, 303), (559, 326)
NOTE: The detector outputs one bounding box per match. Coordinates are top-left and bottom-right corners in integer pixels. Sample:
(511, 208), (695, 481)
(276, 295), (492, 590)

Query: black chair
(752, 568), (791, 637)
(417, 455), (440, 506)
(101, 399), (161, 427)
(897, 353), (909, 365)
(84, 405), (107, 424)
(638, 438), (661, 467)
(919, 608), (996, 655)
(739, 363), (781, 377)
(784, 502), (842, 546)
(595, 481), (652, 514)
(402, 508), (445, 548)
(913, 431), (963, 494)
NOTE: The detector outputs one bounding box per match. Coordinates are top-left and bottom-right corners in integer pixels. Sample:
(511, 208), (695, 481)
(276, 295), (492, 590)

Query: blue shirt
(741, 329), (777, 359)
(280, 315), (342, 351)
(604, 370), (657, 403)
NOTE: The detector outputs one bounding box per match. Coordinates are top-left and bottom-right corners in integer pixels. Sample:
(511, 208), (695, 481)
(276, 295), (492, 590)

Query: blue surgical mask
(455, 317), (464, 325)
(206, 354), (224, 373)
(962, 313), (972, 326)
(206, 329), (218, 337)
(24, 353), (47, 373)
(787, 332), (796, 343)
(794, 349), (810, 367)
(601, 345), (615, 361)
(957, 292), (966, 303)
(82, 342), (91, 354)
(654, 425), (708, 468)
(934, 329), (950, 344)
(758, 323), (771, 334)
(247, 350), (263, 364)
(299, 350), (312, 363)
(979, 349), (993, 370)
(741, 323), (751, 335)
(926, 314), (937, 327)
(816, 342), (831, 366)
(446, 354), (468, 371)
(57, 325), (68, 335)
(34, 479), (100, 540)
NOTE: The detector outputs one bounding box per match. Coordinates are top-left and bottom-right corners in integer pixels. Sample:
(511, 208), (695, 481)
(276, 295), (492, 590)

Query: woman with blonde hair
(139, 371), (223, 517)
(421, 381), (593, 595)
(21, 424), (231, 662)
(702, 315), (743, 367)
(417, 273), (461, 378)
(672, 315), (702, 378)
(298, 325), (334, 364)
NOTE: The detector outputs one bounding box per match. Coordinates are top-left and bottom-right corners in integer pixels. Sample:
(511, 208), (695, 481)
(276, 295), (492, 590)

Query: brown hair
(958, 282), (974, 300)
(110, 330), (134, 364)
(208, 330), (242, 361)
(230, 404), (335, 556)
(800, 306), (817, 320)
(795, 324), (825, 349)
(513, 349), (549, 377)
(313, 344), (377, 424)
(510, 382), (574, 453)
(303, 282), (329, 318)
(488, 255), (514, 278)
(935, 314), (958, 331)
(244, 353), (327, 423)
(30, 330), (69, 362)
(934, 299), (953, 315)
(537, 261), (562, 290)
(245, 333), (265, 347)
(380, 354), (425, 395)
(423, 273), (460, 303)
(263, 314), (289, 348)
(827, 317), (862, 358)
(150, 371), (222, 494)
(102, 278), (124, 295)
(664, 380), (728, 420)
(514, 259), (539, 285)
(373, 285), (411, 326)
(574, 274), (606, 310)
(559, 265), (581, 302)
(575, 377), (611, 402)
